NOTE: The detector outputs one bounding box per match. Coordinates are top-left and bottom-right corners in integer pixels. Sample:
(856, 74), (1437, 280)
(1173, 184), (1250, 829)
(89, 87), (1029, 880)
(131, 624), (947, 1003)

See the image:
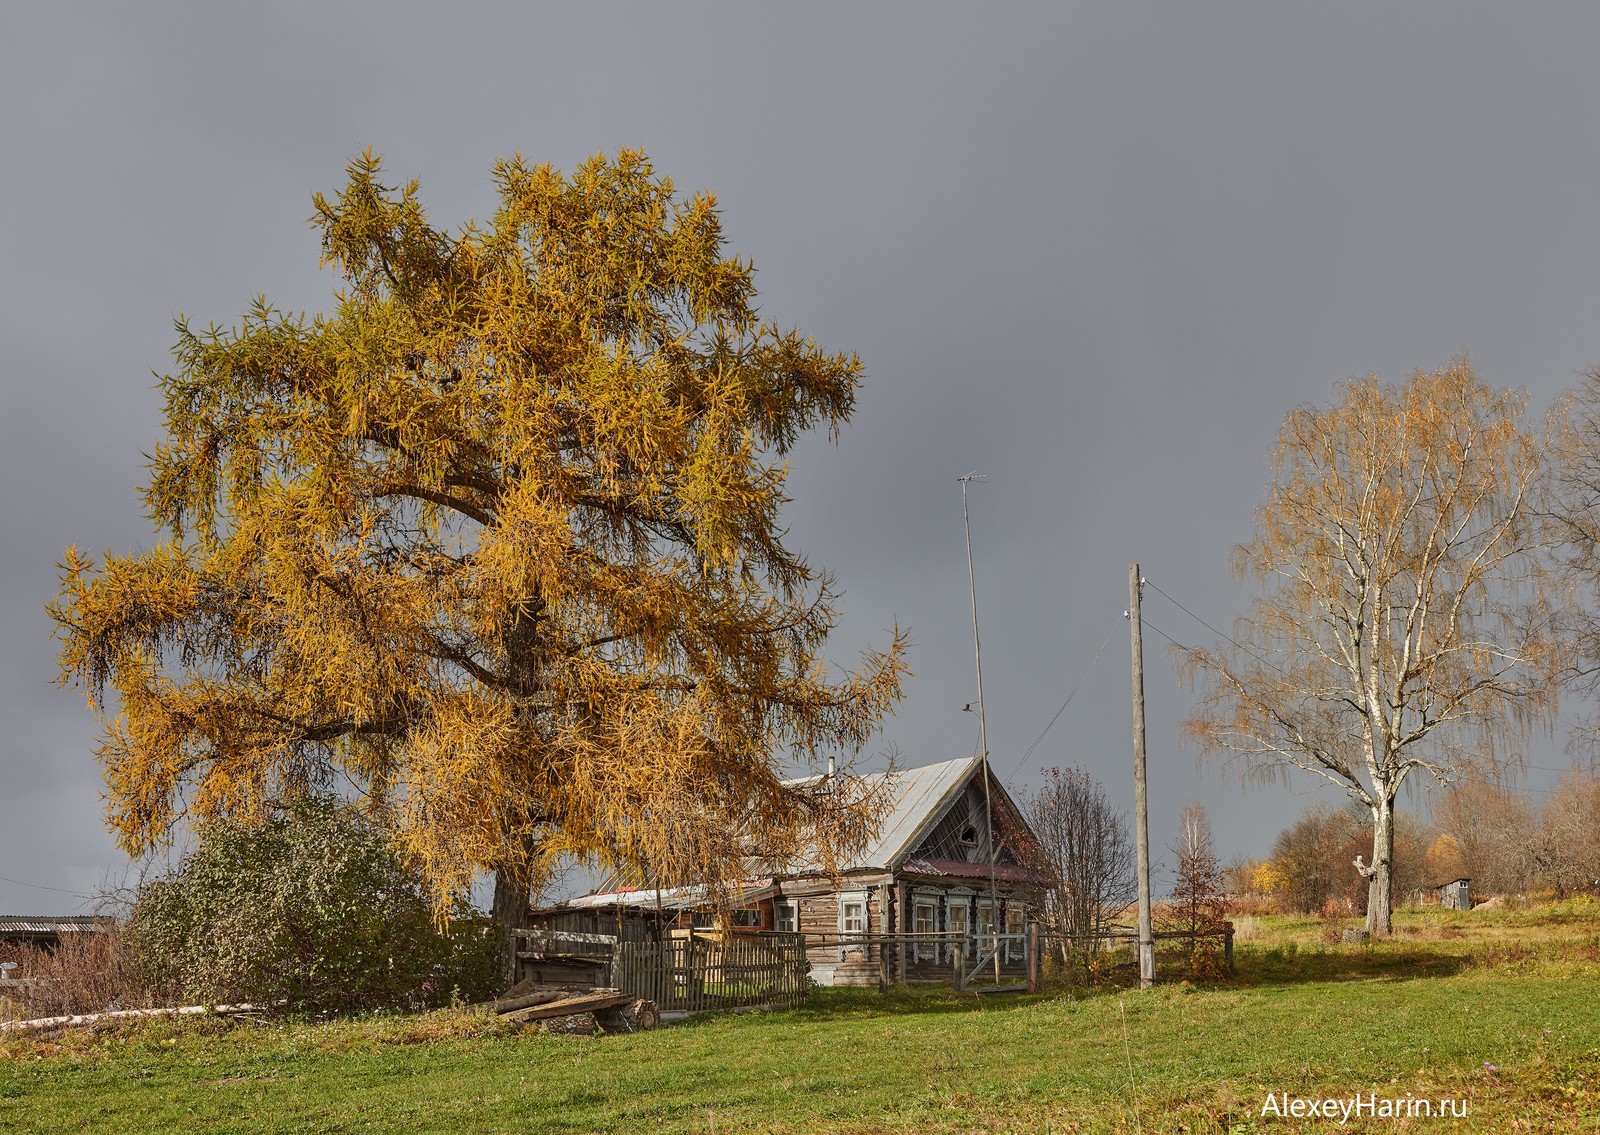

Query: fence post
(878, 939), (888, 994)
(1224, 920), (1234, 971)
(953, 943), (966, 992)
(1026, 923), (1039, 993)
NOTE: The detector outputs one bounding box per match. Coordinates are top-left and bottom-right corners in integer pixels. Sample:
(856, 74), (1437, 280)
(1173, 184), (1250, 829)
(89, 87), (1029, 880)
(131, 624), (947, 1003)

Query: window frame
(945, 892), (971, 962)
(911, 890), (938, 961)
(773, 899), (798, 935)
(976, 898), (997, 956)
(1005, 903), (1026, 961)
(838, 890), (868, 959)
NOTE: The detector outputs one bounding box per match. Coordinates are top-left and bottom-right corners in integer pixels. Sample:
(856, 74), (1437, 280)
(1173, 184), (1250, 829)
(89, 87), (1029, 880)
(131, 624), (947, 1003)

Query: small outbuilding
(1437, 878), (1471, 911)
(0, 915), (109, 952)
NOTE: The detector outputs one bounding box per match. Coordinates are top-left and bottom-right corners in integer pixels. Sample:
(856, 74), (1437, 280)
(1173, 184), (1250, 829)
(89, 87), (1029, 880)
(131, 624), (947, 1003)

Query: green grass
(4, 903), (1600, 1133)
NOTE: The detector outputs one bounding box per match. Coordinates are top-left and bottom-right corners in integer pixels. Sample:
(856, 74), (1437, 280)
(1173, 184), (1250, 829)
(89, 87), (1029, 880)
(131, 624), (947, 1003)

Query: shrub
(0, 926), (147, 1020)
(127, 799), (495, 1013)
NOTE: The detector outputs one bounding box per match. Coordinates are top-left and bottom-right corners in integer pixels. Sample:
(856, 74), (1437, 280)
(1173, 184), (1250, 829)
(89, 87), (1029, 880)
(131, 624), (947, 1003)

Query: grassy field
(4, 902), (1600, 1133)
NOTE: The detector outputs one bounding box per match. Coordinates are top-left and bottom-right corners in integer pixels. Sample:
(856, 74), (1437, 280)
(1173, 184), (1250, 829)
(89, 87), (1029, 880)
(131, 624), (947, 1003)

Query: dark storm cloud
(5, 2), (1599, 909)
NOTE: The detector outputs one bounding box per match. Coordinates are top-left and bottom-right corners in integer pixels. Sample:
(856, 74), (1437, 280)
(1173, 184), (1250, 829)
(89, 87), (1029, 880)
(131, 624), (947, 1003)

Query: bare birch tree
(1181, 359), (1561, 935)
(1020, 766), (1136, 950)
(1548, 367), (1600, 742)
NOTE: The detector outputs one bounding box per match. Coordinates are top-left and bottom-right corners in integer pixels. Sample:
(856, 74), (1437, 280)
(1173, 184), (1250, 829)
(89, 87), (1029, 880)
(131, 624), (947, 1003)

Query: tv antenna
(958, 471), (1000, 976)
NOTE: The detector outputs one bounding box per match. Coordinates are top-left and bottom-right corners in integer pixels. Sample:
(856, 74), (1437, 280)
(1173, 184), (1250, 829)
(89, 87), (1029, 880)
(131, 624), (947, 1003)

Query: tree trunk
(1365, 800), (1395, 936)
(492, 866), (532, 989)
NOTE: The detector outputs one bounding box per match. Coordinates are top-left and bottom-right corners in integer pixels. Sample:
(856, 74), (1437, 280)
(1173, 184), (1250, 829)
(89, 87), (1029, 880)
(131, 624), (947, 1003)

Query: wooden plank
(490, 990), (567, 1014)
(500, 990), (632, 1023)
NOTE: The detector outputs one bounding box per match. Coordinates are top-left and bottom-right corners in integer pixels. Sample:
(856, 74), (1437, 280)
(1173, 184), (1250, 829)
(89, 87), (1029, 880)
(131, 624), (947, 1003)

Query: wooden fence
(1037, 923), (1235, 973)
(610, 932), (809, 1013)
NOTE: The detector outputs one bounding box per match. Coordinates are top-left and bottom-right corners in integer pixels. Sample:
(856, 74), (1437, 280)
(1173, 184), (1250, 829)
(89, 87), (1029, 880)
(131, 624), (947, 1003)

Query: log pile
(488, 981), (659, 1034)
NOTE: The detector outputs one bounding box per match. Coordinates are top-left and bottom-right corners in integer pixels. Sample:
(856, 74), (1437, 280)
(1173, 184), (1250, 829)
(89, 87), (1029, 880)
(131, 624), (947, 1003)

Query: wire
(1143, 578), (1231, 649)
(0, 874), (94, 899)
(1144, 576), (1286, 675)
(1007, 619), (1121, 787)
(1138, 615), (1188, 653)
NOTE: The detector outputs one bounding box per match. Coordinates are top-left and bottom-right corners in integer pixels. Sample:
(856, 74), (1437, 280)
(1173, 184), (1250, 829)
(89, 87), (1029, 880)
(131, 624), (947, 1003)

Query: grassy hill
(4, 900), (1599, 1133)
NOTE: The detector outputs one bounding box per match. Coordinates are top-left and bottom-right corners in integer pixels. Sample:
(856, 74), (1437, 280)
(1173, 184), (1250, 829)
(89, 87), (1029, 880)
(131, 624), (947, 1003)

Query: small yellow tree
(1182, 360), (1561, 935)
(1250, 860), (1288, 897)
(49, 150), (908, 974)
(1422, 833), (1468, 885)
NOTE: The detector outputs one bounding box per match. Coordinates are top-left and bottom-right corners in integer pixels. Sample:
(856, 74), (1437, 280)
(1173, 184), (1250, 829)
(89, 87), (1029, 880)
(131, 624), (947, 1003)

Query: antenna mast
(958, 472), (1000, 975)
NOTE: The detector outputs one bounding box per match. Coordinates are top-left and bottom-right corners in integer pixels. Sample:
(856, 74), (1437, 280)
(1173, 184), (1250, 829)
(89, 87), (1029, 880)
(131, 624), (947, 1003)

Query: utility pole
(959, 473), (1000, 983)
(1129, 563), (1155, 989)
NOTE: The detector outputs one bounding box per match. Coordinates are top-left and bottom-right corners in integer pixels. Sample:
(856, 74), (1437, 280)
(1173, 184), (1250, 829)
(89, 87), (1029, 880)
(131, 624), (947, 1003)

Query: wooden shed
(0, 915), (109, 952)
(1437, 878), (1471, 910)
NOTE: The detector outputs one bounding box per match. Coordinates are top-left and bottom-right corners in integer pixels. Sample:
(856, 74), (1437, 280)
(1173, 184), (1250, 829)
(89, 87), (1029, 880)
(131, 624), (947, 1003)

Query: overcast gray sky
(5, 3), (1600, 912)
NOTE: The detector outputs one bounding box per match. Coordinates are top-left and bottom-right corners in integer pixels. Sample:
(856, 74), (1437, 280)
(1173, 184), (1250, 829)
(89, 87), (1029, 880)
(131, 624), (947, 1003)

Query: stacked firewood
(489, 981), (659, 1034)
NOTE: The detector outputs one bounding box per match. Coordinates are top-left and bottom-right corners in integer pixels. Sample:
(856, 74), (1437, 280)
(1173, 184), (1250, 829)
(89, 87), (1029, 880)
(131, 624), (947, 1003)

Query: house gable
(902, 765), (1024, 864)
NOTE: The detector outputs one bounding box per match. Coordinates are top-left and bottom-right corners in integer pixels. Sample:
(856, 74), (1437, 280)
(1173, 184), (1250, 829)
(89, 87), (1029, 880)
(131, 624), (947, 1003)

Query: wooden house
(536, 754), (1047, 986)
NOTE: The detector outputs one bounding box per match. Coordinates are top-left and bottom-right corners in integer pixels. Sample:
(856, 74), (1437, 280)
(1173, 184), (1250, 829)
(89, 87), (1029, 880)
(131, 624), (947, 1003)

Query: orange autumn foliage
(1180, 359), (1562, 934)
(50, 149), (908, 917)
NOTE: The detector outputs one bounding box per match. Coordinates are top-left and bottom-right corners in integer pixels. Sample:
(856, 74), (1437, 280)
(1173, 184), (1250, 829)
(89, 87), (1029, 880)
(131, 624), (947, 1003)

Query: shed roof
(0, 915), (106, 935)
(554, 880), (776, 912)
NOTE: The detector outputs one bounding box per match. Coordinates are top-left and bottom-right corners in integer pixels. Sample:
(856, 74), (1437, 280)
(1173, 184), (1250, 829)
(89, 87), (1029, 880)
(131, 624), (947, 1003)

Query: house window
(913, 897), (937, 961)
(1006, 904), (1025, 961)
(838, 891), (867, 959)
(946, 899), (969, 962)
(732, 908), (762, 929)
(840, 897), (867, 935)
(774, 900), (798, 934)
(977, 899), (996, 955)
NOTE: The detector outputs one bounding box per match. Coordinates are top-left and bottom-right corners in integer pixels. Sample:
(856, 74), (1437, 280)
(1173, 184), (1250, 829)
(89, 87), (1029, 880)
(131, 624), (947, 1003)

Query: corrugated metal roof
(0, 915), (107, 935)
(780, 754), (984, 874)
(900, 857), (1040, 883)
(554, 755), (991, 909)
(552, 880), (775, 912)
(844, 755), (984, 872)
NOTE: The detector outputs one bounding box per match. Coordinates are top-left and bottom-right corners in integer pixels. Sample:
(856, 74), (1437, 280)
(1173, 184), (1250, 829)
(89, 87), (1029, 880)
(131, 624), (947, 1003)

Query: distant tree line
(1233, 768), (1600, 914)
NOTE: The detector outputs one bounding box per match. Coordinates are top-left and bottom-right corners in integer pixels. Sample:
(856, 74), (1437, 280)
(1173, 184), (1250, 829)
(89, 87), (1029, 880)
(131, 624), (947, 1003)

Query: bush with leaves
(128, 799), (495, 1013)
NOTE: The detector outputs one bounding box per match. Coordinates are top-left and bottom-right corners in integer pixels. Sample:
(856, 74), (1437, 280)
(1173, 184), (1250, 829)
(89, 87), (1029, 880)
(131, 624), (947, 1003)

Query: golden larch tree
(50, 150), (908, 974)
(1180, 359), (1560, 935)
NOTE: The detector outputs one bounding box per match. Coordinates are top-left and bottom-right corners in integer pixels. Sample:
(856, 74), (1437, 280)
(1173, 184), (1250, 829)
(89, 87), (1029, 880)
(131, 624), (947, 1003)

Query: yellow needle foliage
(50, 149), (908, 916)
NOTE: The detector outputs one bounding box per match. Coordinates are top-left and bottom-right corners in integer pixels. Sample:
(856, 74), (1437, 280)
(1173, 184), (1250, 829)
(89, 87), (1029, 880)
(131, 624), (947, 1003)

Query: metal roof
(0, 915), (107, 935)
(549, 880), (776, 912)
(779, 754), (986, 874)
(552, 755), (997, 909)
(841, 754), (985, 872)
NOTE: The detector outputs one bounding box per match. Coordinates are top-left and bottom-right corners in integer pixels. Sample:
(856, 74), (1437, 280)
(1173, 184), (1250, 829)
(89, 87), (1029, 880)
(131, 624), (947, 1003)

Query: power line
(0, 873), (94, 899)
(1138, 615), (1188, 653)
(1143, 576), (1286, 675)
(1007, 619), (1121, 787)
